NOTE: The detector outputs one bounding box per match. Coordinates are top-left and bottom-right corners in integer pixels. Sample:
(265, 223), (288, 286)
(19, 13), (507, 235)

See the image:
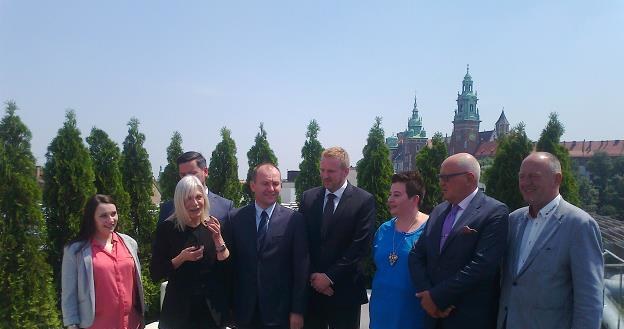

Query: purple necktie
(440, 204), (461, 250)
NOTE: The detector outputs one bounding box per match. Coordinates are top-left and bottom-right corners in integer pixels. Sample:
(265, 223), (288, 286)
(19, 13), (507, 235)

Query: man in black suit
(224, 163), (309, 329)
(159, 151), (234, 224)
(299, 146), (376, 329)
(408, 153), (509, 329)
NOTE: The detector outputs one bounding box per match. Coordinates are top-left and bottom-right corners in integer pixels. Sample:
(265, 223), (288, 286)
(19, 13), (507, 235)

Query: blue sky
(1, 1), (622, 178)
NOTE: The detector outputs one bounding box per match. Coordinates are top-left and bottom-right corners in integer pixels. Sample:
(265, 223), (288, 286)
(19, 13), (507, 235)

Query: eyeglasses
(437, 171), (468, 181)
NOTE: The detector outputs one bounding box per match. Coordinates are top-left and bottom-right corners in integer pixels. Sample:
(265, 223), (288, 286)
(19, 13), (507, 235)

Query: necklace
(388, 214), (419, 266)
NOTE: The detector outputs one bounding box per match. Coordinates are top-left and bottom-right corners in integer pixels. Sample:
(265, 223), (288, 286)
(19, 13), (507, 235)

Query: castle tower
(495, 109), (510, 139)
(450, 64), (481, 154)
(407, 94), (427, 139)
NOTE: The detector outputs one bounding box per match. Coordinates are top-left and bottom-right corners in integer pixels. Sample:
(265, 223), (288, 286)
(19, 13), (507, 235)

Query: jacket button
(512, 282), (517, 286)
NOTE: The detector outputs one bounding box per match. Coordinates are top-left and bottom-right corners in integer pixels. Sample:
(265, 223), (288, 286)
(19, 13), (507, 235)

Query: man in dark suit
(159, 151), (234, 223)
(224, 163), (309, 329)
(408, 152), (509, 329)
(299, 146), (376, 329)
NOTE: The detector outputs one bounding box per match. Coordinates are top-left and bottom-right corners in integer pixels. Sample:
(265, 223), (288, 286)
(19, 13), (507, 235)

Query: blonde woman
(151, 175), (230, 329)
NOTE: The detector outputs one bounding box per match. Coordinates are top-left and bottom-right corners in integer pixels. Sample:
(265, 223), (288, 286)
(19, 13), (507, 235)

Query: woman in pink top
(61, 195), (145, 329)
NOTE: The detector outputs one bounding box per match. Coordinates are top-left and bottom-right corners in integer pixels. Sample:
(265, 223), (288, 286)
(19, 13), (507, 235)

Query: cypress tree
(208, 127), (242, 206)
(355, 117), (393, 287)
(356, 117), (393, 227)
(159, 131), (183, 202)
(414, 132), (448, 213)
(295, 120), (323, 203)
(243, 123), (278, 203)
(485, 123), (533, 210)
(43, 110), (96, 290)
(536, 113), (580, 205)
(0, 101), (61, 328)
(86, 127), (132, 233)
(120, 118), (160, 320)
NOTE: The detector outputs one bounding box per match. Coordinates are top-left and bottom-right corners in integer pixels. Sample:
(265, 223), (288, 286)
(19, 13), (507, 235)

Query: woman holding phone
(151, 175), (231, 329)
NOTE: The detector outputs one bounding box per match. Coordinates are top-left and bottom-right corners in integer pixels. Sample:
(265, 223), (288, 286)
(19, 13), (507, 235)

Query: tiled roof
(474, 140), (498, 158)
(561, 140), (624, 158)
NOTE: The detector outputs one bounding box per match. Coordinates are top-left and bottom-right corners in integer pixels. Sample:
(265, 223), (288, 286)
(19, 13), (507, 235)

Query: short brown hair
(392, 171), (426, 205)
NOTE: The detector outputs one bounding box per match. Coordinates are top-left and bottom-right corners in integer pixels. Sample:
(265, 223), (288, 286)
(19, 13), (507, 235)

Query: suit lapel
(510, 211), (530, 279)
(330, 184), (353, 222)
(259, 204), (282, 253)
(430, 202), (451, 255)
(82, 245), (95, 314)
(515, 206), (563, 278)
(440, 192), (483, 254)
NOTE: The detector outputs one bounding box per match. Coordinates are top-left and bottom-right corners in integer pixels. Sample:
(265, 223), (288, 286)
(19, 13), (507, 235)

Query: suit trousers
(305, 301), (360, 329)
(236, 300), (287, 329)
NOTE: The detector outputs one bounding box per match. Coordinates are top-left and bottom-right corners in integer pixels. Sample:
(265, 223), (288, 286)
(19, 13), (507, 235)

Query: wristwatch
(216, 243), (227, 253)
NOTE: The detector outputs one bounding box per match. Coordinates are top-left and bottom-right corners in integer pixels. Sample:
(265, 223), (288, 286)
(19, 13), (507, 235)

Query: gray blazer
(497, 199), (604, 329)
(61, 233), (145, 328)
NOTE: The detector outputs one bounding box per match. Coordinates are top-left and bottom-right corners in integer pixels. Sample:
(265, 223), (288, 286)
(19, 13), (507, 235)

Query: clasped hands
(310, 272), (334, 296)
(415, 290), (455, 318)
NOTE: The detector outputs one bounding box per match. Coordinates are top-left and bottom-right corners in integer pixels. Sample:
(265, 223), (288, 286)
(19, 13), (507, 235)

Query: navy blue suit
(299, 183), (376, 329)
(223, 203), (309, 328)
(158, 190), (234, 224)
(408, 191), (509, 329)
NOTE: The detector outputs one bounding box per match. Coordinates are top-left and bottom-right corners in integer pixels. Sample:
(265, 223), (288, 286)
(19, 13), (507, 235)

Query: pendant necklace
(388, 215), (418, 266)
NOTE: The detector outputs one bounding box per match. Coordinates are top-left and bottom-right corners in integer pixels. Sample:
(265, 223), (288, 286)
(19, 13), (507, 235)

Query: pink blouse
(89, 233), (141, 329)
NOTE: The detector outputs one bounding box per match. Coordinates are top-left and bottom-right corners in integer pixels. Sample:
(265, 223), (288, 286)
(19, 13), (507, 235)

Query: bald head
(439, 153), (480, 204)
(519, 152), (562, 214)
(444, 153), (481, 182)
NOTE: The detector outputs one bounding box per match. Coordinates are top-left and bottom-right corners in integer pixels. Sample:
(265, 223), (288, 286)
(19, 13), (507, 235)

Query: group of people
(61, 147), (604, 329)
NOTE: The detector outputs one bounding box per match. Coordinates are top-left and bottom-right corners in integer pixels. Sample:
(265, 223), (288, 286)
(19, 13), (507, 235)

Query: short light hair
(532, 152), (562, 174)
(322, 146), (350, 169)
(171, 175), (210, 231)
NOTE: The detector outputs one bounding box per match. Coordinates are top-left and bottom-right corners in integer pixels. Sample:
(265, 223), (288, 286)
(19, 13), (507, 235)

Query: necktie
(257, 210), (269, 250)
(440, 204), (460, 250)
(321, 193), (337, 233)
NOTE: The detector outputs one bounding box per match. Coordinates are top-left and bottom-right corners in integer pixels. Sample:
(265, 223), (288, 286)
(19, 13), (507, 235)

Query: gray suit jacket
(61, 233), (145, 328)
(497, 199), (604, 329)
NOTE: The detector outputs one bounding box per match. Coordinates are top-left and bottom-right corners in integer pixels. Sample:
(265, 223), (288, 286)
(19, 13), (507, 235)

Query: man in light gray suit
(497, 152), (604, 329)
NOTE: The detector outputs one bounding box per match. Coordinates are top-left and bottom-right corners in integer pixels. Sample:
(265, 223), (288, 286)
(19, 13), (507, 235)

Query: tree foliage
(295, 120), (323, 203)
(208, 127), (242, 206)
(586, 152), (624, 217)
(159, 131), (183, 201)
(485, 123), (533, 210)
(536, 113), (580, 205)
(43, 110), (96, 291)
(0, 101), (61, 328)
(415, 132), (448, 213)
(120, 117), (160, 319)
(356, 117), (393, 226)
(243, 123), (278, 203)
(86, 127), (132, 233)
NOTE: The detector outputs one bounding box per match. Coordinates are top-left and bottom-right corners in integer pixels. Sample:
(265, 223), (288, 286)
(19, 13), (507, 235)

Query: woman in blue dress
(370, 171), (429, 329)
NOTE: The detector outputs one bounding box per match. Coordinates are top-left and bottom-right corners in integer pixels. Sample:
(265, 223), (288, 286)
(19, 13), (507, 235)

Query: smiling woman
(150, 175), (231, 329)
(61, 194), (145, 329)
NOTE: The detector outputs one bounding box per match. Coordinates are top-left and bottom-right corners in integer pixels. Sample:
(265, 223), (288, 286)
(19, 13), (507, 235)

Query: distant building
(387, 65), (509, 171)
(386, 65), (622, 172)
(386, 94), (429, 172)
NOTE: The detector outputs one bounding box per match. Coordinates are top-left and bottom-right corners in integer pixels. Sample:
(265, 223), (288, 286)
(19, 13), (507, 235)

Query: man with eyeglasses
(408, 153), (509, 329)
